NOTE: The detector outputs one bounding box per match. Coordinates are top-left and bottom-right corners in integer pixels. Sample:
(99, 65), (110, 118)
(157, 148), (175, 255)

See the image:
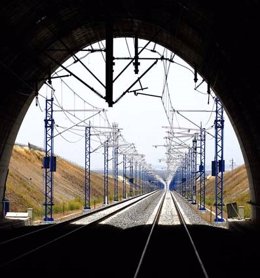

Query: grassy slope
(204, 164), (250, 218)
(5, 145), (128, 220)
(5, 145), (250, 222)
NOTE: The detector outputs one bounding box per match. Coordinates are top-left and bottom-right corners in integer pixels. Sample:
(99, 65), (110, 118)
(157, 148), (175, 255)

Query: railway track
(133, 190), (209, 278)
(0, 189), (211, 277)
(0, 191), (157, 270)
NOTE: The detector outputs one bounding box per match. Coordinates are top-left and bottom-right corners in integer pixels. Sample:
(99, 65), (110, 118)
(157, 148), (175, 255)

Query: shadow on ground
(0, 221), (259, 277)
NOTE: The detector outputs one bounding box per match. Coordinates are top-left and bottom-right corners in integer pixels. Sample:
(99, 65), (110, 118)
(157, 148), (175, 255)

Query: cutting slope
(5, 145), (127, 221)
(5, 145), (250, 222)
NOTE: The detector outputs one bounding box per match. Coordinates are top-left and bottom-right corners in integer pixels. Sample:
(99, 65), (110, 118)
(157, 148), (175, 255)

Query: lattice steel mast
(198, 126), (206, 210)
(122, 153), (127, 199)
(103, 139), (109, 204)
(84, 123), (91, 210)
(112, 123), (119, 201)
(191, 134), (198, 204)
(129, 156), (134, 196)
(43, 90), (56, 222)
(213, 97), (225, 222)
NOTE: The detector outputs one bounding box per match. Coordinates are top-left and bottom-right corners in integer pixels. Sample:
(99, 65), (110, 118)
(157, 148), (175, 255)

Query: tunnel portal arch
(0, 1), (260, 222)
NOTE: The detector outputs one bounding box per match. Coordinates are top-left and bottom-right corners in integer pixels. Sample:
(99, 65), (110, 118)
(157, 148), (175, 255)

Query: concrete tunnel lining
(0, 0), (260, 222)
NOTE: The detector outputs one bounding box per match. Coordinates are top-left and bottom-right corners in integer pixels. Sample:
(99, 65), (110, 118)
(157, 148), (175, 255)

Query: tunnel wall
(0, 0), (260, 221)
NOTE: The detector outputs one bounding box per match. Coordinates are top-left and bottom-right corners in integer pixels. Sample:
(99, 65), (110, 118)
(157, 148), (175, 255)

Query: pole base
(214, 217), (225, 223)
(83, 207), (91, 213)
(43, 217), (54, 223)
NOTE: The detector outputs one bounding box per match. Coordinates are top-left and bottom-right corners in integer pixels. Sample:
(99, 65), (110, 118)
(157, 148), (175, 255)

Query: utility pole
(187, 148), (192, 202)
(84, 123), (91, 210)
(134, 160), (138, 194)
(103, 139), (109, 205)
(112, 123), (119, 201)
(184, 152), (188, 199)
(43, 89), (56, 222)
(191, 133), (198, 204)
(129, 156), (134, 196)
(139, 163), (142, 194)
(123, 153), (127, 199)
(213, 97), (225, 222)
(198, 127), (206, 210)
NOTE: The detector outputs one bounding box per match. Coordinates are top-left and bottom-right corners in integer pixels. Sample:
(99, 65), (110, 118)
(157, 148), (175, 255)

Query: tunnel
(0, 1), (260, 223)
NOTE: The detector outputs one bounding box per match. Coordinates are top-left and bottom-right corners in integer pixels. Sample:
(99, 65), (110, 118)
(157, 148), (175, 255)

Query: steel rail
(170, 191), (209, 278)
(0, 190), (158, 246)
(133, 191), (166, 278)
(0, 191), (159, 268)
(133, 190), (209, 278)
